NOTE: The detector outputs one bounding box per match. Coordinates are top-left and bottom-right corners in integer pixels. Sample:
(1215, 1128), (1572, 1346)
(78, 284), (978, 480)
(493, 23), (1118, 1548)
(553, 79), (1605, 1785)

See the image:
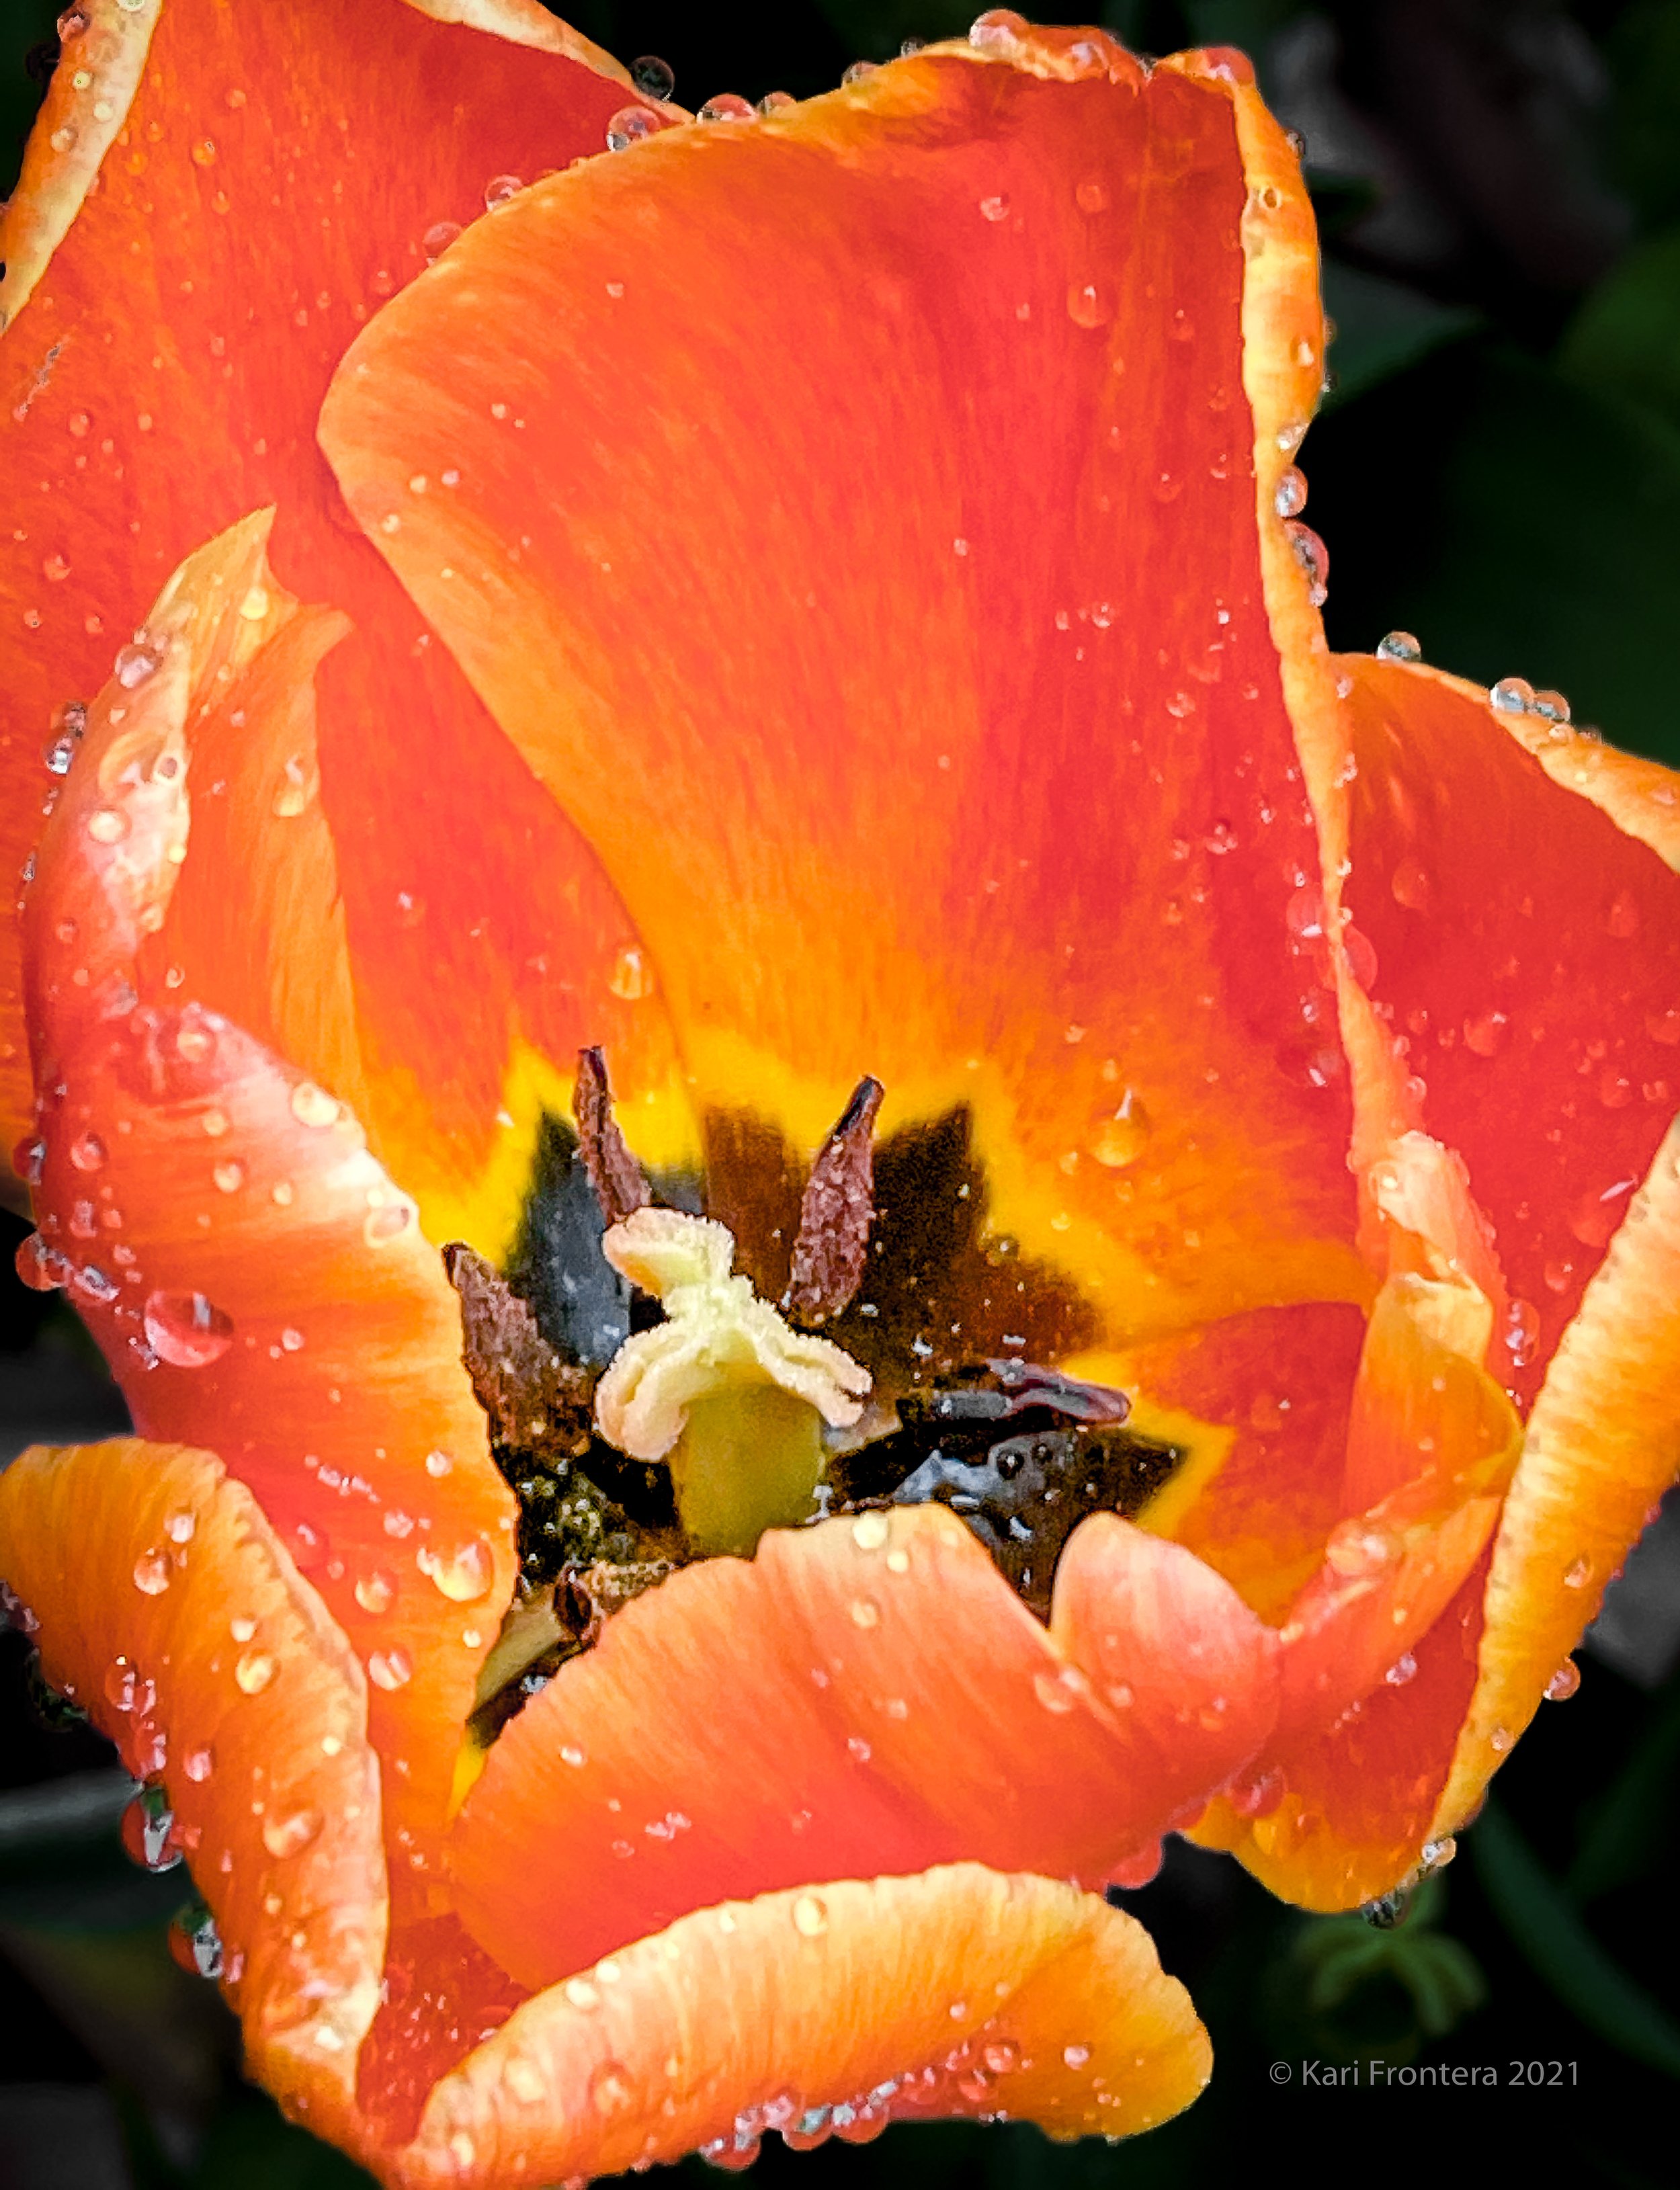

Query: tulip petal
(1434, 1115), (1680, 1838)
(321, 34), (1367, 1343)
(1, 0), (689, 1240)
(451, 1503), (1276, 1991)
(19, 519), (519, 1863)
(1337, 655), (1680, 1399)
(0, 1438), (387, 2152)
(394, 1865), (1208, 2185)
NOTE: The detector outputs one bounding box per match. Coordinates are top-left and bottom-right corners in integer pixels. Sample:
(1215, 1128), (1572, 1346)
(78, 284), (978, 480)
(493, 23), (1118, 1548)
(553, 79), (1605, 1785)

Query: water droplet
(1090, 1089), (1150, 1169)
(87, 806), (129, 845)
(1384, 1652), (1417, 1687)
(289, 1081), (338, 1128)
(165, 1509), (196, 1546)
(183, 1744), (214, 1781)
(1390, 857), (1432, 913)
(851, 1512), (890, 1551)
(1462, 1009), (1509, 1058)
(1570, 1177), (1636, 1249)
(608, 945), (653, 1000)
(425, 1447), (454, 1478)
(261, 1806), (323, 1859)
(1284, 519), (1329, 606)
(417, 1536), (494, 1603)
(483, 173), (524, 208)
(132, 1550), (171, 1596)
(849, 1596), (880, 1630)
(969, 9), (1027, 58)
(1544, 1658), (1581, 1703)
(590, 2060), (634, 2113)
(1062, 2044), (1091, 2070)
(1075, 178), (1109, 214)
(1503, 1298), (1539, 1370)
(114, 639), (160, 687)
(1490, 677), (1534, 715)
(1064, 278), (1111, 330)
(1489, 1723), (1513, 1754)
(1273, 465), (1307, 518)
(1531, 687), (1571, 724)
(142, 1290), (234, 1368)
(271, 754), (313, 817)
(698, 93), (754, 122)
(14, 1233), (65, 1292)
(978, 193), (1010, 222)
(982, 2039), (1021, 2075)
(235, 1648), (276, 1695)
(1564, 1555), (1592, 1590)
(122, 1792), (181, 1872)
(605, 106), (661, 151)
(421, 220), (462, 263)
(211, 1159), (245, 1193)
(353, 1570), (396, 1614)
(104, 1656), (154, 1713)
(368, 1646), (413, 1691)
(841, 59), (878, 84)
(564, 1975), (601, 2011)
(630, 54), (675, 99)
(792, 1893), (829, 1937)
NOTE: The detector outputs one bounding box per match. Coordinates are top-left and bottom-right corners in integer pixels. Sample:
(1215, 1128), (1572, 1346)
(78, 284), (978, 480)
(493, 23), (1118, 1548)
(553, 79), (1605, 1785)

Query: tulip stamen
(572, 1045), (651, 1227)
(782, 1073), (883, 1326)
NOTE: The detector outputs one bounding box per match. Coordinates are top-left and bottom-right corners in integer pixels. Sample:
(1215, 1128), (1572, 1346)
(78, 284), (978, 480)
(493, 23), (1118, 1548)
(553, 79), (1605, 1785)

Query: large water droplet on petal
(142, 1290), (234, 1367)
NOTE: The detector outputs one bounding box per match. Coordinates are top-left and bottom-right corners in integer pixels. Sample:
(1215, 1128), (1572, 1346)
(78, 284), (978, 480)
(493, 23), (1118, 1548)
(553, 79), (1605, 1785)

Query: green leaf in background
(1568, 1667), (1680, 1904)
(1310, 342), (1680, 767)
(1472, 1797), (1680, 2078)
(1605, 0), (1680, 233)
(1559, 223), (1680, 435)
(1321, 258), (1483, 407)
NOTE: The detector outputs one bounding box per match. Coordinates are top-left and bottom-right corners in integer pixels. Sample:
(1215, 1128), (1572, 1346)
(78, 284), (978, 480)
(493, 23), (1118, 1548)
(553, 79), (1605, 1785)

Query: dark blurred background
(4, 1), (1680, 2184)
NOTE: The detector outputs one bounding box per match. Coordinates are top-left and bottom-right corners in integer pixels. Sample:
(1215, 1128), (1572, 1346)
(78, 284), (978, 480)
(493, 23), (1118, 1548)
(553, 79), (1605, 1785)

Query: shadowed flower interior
(1, 5), (1679, 2187)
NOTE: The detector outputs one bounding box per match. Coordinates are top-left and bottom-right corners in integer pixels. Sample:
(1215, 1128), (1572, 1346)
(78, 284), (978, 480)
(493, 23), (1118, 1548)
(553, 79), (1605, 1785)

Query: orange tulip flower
(3, 2), (1679, 2180)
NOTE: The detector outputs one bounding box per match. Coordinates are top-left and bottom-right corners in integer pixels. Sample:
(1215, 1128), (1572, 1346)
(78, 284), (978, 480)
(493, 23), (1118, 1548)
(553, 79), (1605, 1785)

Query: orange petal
(1433, 1113), (1680, 1837)
(1, 0), (689, 1238)
(1337, 656), (1680, 1404)
(1194, 1556), (1489, 1910)
(451, 1504), (1276, 1991)
(393, 1866), (1208, 2185)
(19, 529), (517, 1864)
(321, 34), (1366, 1343)
(1271, 1273), (1519, 1745)
(1079, 1302), (1368, 1622)
(0, 1438), (387, 2154)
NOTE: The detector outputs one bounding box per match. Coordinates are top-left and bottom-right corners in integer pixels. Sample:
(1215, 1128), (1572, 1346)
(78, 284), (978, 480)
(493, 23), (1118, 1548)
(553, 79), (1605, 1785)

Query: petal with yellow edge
(391, 1866), (1209, 2187)
(321, 29), (1366, 1347)
(450, 1504), (1278, 1992)
(0, 1439), (388, 2157)
(0, 0), (687, 1244)
(17, 516), (518, 1863)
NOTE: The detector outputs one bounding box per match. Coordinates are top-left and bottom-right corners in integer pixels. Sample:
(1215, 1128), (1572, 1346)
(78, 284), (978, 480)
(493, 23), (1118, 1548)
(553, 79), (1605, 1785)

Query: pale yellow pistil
(594, 1208), (872, 1556)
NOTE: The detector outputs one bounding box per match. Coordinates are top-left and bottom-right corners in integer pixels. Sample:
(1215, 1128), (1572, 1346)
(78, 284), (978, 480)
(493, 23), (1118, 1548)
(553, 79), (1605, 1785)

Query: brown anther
(784, 1075), (884, 1325)
(573, 1046), (650, 1226)
(444, 1241), (595, 1460)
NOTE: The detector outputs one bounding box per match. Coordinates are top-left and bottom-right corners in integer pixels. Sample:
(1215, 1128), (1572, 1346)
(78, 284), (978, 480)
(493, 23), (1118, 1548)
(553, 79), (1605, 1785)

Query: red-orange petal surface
(321, 34), (1365, 1343)
(393, 1866), (1208, 2186)
(0, 1439), (388, 2154)
(0, 0), (688, 1243)
(18, 515), (519, 1871)
(451, 1503), (1277, 1991)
